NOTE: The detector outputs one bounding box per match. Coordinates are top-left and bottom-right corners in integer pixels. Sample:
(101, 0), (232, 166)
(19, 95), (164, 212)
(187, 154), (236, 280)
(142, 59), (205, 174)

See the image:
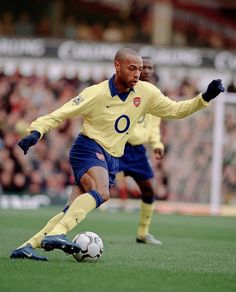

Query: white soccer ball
(72, 231), (104, 262)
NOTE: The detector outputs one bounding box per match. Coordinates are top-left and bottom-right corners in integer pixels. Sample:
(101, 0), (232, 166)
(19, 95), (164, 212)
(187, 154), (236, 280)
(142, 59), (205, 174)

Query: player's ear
(114, 60), (120, 73)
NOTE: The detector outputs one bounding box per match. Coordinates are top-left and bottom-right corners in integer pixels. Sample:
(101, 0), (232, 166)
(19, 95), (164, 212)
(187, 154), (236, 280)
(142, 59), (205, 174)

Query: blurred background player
(116, 57), (164, 245)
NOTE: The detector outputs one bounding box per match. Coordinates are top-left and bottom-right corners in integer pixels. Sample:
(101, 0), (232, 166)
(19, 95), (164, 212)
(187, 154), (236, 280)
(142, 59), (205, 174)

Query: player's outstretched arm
(202, 79), (225, 102)
(149, 79), (225, 120)
(18, 131), (41, 155)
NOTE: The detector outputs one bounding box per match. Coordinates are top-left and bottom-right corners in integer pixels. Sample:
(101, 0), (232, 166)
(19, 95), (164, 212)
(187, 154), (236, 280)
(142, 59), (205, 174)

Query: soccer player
(117, 57), (164, 245)
(10, 48), (224, 261)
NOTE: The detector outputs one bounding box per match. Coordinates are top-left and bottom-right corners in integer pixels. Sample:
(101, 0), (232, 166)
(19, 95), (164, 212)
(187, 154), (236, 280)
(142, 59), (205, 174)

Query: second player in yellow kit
(10, 48), (224, 261)
(118, 57), (164, 245)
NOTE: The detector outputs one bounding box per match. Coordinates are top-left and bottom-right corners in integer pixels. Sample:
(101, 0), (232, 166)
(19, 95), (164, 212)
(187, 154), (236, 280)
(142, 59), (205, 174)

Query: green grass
(0, 207), (236, 292)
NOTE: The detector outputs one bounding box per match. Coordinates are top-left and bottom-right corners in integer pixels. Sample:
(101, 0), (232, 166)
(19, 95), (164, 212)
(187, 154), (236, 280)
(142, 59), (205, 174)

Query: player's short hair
(141, 56), (154, 67)
(114, 48), (140, 62)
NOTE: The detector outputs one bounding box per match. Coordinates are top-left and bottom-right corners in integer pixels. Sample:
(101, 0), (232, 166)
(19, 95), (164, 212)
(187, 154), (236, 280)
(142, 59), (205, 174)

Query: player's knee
(80, 174), (96, 190)
(88, 190), (110, 208)
(138, 180), (155, 196)
(142, 188), (155, 198)
(99, 190), (110, 202)
(141, 190), (155, 204)
(142, 194), (155, 204)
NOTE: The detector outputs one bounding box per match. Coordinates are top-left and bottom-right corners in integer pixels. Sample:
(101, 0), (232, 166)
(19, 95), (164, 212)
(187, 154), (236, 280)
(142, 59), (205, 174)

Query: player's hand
(154, 148), (164, 160)
(202, 79), (225, 102)
(18, 131), (41, 155)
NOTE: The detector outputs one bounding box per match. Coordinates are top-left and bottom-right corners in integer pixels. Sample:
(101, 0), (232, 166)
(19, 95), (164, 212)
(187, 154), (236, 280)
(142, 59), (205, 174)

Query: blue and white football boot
(41, 234), (81, 254)
(10, 243), (48, 261)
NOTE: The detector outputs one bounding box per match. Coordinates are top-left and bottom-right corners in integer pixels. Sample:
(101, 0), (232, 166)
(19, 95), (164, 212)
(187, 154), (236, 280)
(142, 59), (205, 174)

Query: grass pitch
(0, 206), (236, 292)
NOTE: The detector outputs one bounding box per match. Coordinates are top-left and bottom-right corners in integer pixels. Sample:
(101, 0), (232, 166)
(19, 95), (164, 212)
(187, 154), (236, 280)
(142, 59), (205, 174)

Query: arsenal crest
(133, 97), (141, 107)
(96, 152), (105, 161)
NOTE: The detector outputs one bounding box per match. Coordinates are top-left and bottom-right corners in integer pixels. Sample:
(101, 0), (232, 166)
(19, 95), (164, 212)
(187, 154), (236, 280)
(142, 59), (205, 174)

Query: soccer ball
(72, 231), (104, 262)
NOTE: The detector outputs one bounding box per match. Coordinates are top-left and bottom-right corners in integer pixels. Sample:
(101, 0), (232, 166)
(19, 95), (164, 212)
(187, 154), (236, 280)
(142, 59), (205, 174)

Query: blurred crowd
(0, 9), (152, 44)
(0, 5), (235, 50)
(0, 70), (236, 204)
(0, 72), (85, 200)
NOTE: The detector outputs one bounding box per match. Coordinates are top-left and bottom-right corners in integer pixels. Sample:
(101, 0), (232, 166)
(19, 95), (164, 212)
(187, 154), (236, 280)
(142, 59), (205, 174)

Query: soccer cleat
(41, 234), (81, 254)
(10, 243), (48, 261)
(136, 233), (162, 245)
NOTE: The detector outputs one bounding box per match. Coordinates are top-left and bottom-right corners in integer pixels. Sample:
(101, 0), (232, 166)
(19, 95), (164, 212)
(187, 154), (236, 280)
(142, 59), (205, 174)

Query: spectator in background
(179, 78), (199, 98)
(63, 15), (77, 39)
(75, 21), (94, 40)
(227, 79), (236, 93)
(91, 22), (104, 41)
(15, 12), (34, 36)
(37, 16), (51, 37)
(1, 12), (15, 35)
(103, 21), (124, 42)
(120, 21), (134, 43)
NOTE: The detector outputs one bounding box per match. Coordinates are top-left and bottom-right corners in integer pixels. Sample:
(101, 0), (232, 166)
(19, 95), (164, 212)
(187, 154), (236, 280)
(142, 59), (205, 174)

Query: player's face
(140, 59), (154, 82)
(115, 55), (143, 89)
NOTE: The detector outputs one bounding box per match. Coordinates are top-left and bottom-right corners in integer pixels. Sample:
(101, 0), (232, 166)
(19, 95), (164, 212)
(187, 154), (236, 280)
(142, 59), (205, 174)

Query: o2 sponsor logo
(114, 115), (130, 133)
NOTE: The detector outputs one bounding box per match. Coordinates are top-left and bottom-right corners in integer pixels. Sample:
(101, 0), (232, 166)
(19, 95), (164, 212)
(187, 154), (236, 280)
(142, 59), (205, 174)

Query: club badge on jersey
(133, 97), (141, 107)
(96, 152), (105, 161)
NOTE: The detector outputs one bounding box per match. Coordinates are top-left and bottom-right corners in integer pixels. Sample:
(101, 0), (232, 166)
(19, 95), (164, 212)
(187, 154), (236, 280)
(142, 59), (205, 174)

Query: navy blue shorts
(69, 134), (119, 188)
(118, 143), (154, 181)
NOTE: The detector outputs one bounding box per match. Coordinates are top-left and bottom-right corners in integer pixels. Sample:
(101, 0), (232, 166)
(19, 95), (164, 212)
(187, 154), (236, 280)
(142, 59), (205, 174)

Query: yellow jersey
(127, 115), (164, 151)
(26, 76), (208, 157)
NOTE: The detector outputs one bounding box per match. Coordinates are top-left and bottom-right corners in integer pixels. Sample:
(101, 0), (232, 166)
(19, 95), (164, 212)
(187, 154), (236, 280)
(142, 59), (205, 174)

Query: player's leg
(42, 134), (118, 255)
(46, 166), (109, 235)
(116, 143), (136, 210)
(23, 184), (83, 248)
(40, 132), (116, 254)
(115, 172), (129, 210)
(10, 184), (83, 260)
(41, 166), (110, 254)
(135, 178), (162, 245)
(123, 144), (161, 245)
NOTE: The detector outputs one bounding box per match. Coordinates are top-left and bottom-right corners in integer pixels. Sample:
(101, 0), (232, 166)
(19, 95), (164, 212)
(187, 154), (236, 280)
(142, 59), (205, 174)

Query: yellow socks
(18, 193), (97, 248)
(19, 212), (65, 249)
(47, 193), (96, 235)
(137, 201), (154, 239)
